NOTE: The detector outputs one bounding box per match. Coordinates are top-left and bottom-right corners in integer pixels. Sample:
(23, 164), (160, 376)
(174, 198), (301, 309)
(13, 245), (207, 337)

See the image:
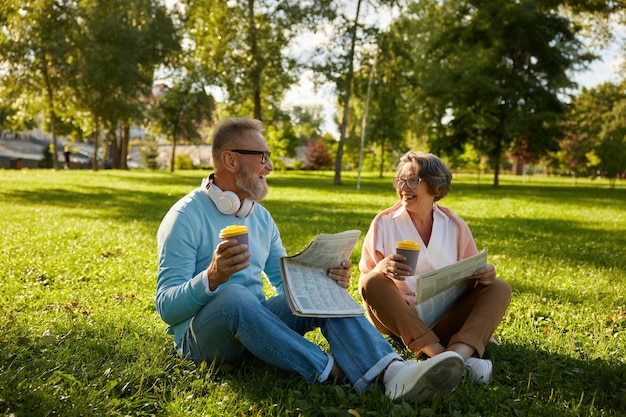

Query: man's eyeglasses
(229, 149), (272, 165)
(393, 177), (422, 190)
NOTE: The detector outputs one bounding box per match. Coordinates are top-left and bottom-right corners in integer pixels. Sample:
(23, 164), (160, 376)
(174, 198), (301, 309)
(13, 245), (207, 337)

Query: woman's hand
(373, 254), (412, 281)
(468, 263), (497, 286)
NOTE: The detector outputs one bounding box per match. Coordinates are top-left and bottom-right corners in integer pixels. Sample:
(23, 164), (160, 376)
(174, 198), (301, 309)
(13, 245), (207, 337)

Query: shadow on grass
(6, 185), (186, 225)
(207, 341), (626, 415)
(3, 326), (624, 416)
(5, 177), (623, 275)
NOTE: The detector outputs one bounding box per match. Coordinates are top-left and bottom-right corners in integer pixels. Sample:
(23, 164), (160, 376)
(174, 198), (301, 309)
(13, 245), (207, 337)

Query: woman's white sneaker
(464, 357), (493, 384)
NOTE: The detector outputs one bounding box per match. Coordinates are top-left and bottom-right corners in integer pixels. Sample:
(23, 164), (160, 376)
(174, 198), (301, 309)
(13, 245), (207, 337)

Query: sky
(573, 41), (625, 89)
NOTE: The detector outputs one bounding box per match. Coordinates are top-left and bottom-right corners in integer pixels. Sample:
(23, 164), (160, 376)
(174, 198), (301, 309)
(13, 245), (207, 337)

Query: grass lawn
(0, 168), (624, 416)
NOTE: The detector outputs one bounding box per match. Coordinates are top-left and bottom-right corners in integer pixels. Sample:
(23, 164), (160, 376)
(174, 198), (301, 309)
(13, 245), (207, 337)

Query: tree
(0, 0), (77, 170)
(555, 83), (625, 181)
(304, 137), (333, 170)
(148, 79), (215, 172)
(139, 135), (160, 170)
(306, 0), (400, 184)
(355, 20), (423, 177)
(402, 0), (618, 187)
(182, 0), (333, 122)
(291, 105), (325, 147)
(596, 97), (626, 188)
(70, 0), (179, 170)
(331, 0), (364, 185)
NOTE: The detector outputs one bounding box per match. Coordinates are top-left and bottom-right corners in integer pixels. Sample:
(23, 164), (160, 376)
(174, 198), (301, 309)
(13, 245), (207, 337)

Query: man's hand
(327, 260), (353, 289)
(468, 263), (497, 286)
(206, 239), (251, 291)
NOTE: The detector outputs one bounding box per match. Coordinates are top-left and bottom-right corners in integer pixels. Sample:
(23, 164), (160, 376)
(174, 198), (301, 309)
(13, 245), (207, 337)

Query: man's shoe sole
(386, 351), (464, 402)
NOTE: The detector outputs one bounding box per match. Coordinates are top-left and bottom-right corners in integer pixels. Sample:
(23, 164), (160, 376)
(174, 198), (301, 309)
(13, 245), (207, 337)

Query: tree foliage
(182, 0), (333, 122)
(597, 98), (626, 187)
(70, 0), (179, 170)
(396, 0), (618, 187)
(148, 79), (215, 172)
(0, 0), (624, 181)
(554, 82), (625, 181)
(325, 0), (622, 186)
(0, 0), (77, 169)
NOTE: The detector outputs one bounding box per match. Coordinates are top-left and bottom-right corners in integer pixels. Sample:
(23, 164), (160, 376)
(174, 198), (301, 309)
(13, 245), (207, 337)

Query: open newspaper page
(280, 230), (365, 317)
(415, 249), (488, 327)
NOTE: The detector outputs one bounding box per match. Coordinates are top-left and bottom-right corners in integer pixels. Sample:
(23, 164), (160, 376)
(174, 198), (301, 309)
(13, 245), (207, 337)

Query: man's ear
(221, 151), (239, 173)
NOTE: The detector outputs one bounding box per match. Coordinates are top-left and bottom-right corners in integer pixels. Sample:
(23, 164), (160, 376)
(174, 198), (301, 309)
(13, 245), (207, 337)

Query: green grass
(0, 169), (625, 416)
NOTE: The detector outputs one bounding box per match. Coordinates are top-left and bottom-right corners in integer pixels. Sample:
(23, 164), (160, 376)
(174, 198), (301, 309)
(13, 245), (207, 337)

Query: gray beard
(236, 164), (268, 201)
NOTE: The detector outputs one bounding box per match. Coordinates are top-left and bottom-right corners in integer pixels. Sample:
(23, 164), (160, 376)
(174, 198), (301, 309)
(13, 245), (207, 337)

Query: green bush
(139, 138), (160, 170)
(174, 153), (194, 170)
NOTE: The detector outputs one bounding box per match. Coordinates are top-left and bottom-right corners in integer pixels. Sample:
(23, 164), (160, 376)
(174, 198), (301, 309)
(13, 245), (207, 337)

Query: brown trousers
(360, 274), (512, 357)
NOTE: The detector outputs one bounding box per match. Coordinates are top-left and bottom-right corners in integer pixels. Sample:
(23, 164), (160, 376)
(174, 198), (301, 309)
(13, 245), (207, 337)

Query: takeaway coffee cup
(219, 225), (249, 245)
(395, 240), (421, 276)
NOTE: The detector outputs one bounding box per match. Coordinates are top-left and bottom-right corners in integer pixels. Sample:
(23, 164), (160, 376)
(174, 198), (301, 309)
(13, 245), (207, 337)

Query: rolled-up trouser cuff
(407, 329), (440, 355)
(353, 352), (402, 393)
(317, 354), (334, 384)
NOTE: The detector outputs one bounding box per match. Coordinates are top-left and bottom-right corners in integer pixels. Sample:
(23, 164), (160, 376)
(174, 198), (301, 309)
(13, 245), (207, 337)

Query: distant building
(0, 131), (93, 169)
(129, 143), (213, 169)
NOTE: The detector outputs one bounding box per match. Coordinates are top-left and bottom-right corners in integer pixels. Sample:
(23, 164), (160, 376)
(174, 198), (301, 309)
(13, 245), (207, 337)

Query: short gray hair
(211, 117), (264, 160)
(397, 151), (452, 201)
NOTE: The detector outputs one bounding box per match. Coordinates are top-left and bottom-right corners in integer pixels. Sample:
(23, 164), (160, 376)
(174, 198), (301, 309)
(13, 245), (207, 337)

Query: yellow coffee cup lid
(219, 225), (248, 238)
(396, 240), (421, 250)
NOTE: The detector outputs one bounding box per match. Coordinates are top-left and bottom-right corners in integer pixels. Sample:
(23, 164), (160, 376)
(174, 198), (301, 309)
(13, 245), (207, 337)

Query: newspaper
(280, 230), (365, 317)
(414, 249), (488, 327)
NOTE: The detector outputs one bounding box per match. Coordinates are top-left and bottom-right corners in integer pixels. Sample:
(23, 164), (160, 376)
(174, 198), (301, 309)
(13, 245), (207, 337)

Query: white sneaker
(384, 351), (464, 402)
(464, 357), (493, 384)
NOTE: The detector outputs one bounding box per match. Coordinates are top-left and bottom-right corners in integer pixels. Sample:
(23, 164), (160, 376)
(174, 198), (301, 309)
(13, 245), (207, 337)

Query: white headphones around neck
(203, 174), (255, 218)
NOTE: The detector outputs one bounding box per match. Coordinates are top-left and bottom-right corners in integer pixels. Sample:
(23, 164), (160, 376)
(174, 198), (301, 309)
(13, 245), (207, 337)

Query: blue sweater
(155, 188), (286, 346)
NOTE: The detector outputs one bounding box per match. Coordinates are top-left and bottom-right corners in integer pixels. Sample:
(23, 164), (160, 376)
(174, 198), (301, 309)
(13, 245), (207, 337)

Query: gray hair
(397, 151), (452, 201)
(211, 117), (264, 160)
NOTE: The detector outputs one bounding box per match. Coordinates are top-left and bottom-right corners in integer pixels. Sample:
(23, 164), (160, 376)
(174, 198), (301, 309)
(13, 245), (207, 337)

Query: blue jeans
(178, 284), (401, 392)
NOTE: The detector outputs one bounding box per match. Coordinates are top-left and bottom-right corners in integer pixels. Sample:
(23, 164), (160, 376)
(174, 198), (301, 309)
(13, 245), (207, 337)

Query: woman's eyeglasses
(229, 149), (272, 165)
(393, 177), (422, 189)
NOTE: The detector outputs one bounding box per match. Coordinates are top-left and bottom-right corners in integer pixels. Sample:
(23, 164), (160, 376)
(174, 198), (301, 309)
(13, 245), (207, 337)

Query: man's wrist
(203, 270), (218, 294)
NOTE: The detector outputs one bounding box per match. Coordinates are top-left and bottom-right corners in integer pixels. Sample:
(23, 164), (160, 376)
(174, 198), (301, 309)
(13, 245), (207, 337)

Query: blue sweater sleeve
(155, 193), (212, 328)
(262, 219), (286, 294)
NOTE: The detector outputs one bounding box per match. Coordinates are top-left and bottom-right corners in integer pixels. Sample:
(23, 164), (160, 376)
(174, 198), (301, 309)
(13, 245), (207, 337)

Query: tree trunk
(42, 60), (59, 170)
(49, 107), (59, 171)
(92, 117), (100, 171)
(514, 156), (524, 175)
(170, 136), (177, 173)
(334, 0), (362, 185)
(378, 139), (386, 178)
(120, 124), (129, 170)
(493, 138), (502, 188)
(110, 128), (120, 168)
(247, 0), (262, 121)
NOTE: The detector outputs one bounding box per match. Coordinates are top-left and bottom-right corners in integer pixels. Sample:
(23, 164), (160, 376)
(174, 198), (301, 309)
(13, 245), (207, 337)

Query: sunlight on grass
(1, 169), (625, 416)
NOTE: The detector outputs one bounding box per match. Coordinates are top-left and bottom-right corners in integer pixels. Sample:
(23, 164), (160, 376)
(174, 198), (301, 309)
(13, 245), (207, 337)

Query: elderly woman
(359, 151), (511, 384)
